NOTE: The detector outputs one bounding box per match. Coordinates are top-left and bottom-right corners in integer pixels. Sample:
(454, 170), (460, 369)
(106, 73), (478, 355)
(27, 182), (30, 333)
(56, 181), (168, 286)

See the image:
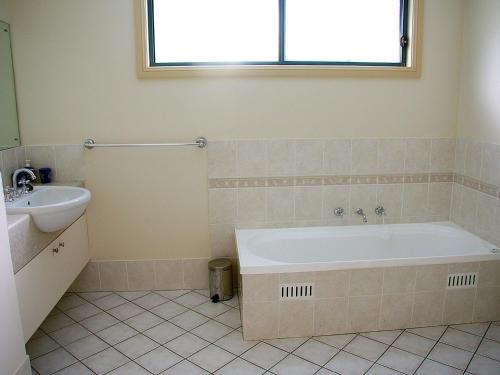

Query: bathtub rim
(236, 221), (500, 275)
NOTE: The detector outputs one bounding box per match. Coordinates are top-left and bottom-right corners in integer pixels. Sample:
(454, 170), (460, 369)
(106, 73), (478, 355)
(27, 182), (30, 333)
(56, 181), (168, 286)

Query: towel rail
(83, 137), (207, 149)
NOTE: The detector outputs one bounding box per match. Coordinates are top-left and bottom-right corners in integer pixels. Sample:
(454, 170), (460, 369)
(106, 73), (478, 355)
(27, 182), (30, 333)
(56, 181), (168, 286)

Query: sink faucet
(355, 208), (368, 223)
(12, 168), (36, 195)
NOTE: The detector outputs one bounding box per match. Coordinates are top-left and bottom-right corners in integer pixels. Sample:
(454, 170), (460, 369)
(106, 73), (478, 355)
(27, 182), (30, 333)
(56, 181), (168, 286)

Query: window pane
(153, 0), (279, 63)
(285, 0), (402, 63)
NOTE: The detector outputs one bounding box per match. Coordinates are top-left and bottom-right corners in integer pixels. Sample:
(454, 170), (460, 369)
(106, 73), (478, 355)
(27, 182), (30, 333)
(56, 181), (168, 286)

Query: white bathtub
(236, 222), (500, 274)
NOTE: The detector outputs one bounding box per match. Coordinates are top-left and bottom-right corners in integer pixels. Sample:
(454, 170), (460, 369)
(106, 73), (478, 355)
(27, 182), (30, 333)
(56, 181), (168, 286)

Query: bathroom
(0, 0), (499, 374)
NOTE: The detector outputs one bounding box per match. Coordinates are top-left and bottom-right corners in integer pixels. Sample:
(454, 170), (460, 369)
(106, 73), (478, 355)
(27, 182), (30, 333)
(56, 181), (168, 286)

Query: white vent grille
(280, 283), (314, 300)
(447, 273), (478, 289)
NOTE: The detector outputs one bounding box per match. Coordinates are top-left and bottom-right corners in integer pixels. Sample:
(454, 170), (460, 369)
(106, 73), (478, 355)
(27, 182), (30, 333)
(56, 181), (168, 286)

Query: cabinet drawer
(15, 214), (89, 342)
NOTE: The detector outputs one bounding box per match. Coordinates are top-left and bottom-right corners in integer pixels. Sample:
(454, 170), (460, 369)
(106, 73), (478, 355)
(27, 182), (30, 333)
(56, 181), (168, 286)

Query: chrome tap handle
(334, 207), (345, 217)
(3, 187), (15, 202)
(374, 206), (386, 216)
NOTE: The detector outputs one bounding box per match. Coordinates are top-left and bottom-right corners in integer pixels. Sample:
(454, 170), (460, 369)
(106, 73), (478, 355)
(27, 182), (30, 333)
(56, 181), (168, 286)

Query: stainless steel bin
(209, 259), (233, 302)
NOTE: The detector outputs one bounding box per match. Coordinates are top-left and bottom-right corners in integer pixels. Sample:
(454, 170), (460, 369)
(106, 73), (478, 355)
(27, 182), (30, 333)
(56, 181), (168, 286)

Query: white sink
(5, 186), (91, 232)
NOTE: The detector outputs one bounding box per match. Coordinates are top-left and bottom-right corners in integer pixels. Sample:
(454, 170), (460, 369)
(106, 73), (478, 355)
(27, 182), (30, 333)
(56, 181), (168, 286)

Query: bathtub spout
(355, 208), (368, 223)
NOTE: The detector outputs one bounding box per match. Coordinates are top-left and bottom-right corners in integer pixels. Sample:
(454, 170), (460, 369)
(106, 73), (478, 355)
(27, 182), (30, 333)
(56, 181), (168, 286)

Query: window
(139, 0), (420, 73)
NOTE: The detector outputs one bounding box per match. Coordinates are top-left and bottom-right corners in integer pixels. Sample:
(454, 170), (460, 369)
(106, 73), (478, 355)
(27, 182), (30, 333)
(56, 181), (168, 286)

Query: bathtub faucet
(355, 208), (368, 223)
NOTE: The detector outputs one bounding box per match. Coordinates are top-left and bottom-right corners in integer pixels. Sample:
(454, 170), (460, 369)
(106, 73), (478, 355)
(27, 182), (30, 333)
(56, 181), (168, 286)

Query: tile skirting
(69, 258), (239, 293)
(208, 173), (455, 189)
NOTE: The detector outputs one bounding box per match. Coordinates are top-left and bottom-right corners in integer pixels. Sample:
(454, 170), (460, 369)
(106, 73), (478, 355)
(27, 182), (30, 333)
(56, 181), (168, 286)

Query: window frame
(136, 0), (422, 77)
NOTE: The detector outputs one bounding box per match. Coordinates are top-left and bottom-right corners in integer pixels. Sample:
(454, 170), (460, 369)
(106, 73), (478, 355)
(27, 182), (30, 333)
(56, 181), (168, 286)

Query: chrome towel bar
(83, 137), (207, 150)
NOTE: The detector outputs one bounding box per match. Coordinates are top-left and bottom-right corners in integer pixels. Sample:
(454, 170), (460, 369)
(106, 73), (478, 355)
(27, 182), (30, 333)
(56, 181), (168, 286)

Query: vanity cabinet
(15, 214), (89, 342)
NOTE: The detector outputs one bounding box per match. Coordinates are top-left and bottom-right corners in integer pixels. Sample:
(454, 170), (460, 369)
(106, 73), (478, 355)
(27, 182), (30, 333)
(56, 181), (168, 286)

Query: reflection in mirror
(0, 21), (20, 150)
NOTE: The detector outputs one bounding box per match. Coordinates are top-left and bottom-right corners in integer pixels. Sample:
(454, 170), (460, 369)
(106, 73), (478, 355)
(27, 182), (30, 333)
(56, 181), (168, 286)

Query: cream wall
(457, 0), (500, 144)
(0, 0), (9, 22)
(8, 0), (465, 260)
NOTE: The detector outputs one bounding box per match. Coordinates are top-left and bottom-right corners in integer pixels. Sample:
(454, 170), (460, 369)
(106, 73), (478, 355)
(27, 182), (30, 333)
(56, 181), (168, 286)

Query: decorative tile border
(208, 173), (456, 189)
(454, 174), (500, 198)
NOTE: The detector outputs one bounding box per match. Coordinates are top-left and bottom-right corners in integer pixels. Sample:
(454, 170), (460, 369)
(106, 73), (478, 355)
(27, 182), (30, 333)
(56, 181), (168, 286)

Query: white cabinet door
(15, 214), (89, 342)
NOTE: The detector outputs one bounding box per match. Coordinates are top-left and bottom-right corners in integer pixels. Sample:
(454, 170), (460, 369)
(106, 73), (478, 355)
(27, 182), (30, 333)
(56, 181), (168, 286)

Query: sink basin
(5, 186), (91, 232)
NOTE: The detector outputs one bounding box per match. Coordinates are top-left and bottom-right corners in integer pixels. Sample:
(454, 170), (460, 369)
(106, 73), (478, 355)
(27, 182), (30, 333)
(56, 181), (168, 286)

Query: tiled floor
(27, 290), (500, 375)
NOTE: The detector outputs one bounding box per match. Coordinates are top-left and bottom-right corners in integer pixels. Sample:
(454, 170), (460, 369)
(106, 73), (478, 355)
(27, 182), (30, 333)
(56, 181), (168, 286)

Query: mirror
(0, 21), (20, 150)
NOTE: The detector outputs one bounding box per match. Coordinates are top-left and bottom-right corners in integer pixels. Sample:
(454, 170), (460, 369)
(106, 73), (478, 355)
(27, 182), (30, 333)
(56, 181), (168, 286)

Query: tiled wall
(240, 261), (500, 340)
(451, 140), (500, 247)
(208, 138), (456, 258)
(70, 259), (214, 292)
(0, 145), (85, 188)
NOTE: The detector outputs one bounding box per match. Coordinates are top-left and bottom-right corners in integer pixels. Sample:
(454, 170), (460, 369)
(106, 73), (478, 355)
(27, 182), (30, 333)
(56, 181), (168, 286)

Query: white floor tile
(293, 339), (338, 366)
(264, 337), (309, 353)
(193, 301), (231, 318)
(135, 347), (183, 374)
(79, 312), (119, 333)
(174, 292), (209, 308)
(315, 369), (336, 375)
(392, 332), (435, 357)
(215, 357), (265, 375)
(188, 345), (236, 373)
(214, 308), (242, 329)
(477, 338), (500, 361)
(165, 332), (210, 358)
(92, 294), (128, 310)
(314, 334), (356, 349)
(271, 354), (320, 375)
(150, 301), (188, 320)
(428, 342), (474, 370)
(344, 336), (389, 361)
(116, 291), (149, 301)
(107, 361), (151, 375)
(377, 347), (423, 374)
(155, 290), (191, 299)
(440, 327), (482, 352)
(406, 326), (447, 341)
(64, 334), (109, 360)
(325, 351), (373, 375)
(415, 359), (463, 375)
(194, 289), (210, 297)
(485, 324), (500, 342)
(467, 354), (500, 375)
(53, 362), (95, 374)
(40, 314), (75, 333)
(65, 303), (102, 322)
(82, 347), (129, 374)
(95, 322), (138, 346)
(191, 320), (233, 342)
(168, 310), (209, 330)
(134, 293), (169, 309)
(26, 335), (60, 359)
(366, 363), (403, 374)
(56, 295), (86, 311)
(143, 321), (186, 344)
(241, 342), (288, 370)
(49, 324), (91, 346)
(78, 291), (112, 302)
(215, 330), (259, 356)
(451, 322), (490, 337)
(107, 302), (146, 321)
(161, 359), (209, 374)
(362, 330), (403, 345)
(221, 295), (240, 308)
(31, 348), (78, 375)
(114, 334), (159, 359)
(124, 311), (164, 331)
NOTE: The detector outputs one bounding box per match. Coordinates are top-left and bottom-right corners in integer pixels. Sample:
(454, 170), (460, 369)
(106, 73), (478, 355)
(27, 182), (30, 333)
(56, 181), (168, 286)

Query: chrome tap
(375, 206), (386, 216)
(12, 168), (36, 195)
(355, 208), (368, 223)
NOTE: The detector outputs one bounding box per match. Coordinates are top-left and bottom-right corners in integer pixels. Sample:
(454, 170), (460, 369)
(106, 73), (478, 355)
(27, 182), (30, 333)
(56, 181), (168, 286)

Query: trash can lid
(208, 258), (232, 271)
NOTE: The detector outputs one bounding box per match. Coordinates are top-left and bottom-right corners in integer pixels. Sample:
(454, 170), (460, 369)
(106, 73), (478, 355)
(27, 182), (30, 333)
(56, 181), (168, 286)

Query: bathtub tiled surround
(208, 138), (457, 258)
(70, 258), (240, 292)
(27, 289), (500, 375)
(0, 145), (85, 188)
(240, 261), (500, 341)
(452, 140), (500, 247)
